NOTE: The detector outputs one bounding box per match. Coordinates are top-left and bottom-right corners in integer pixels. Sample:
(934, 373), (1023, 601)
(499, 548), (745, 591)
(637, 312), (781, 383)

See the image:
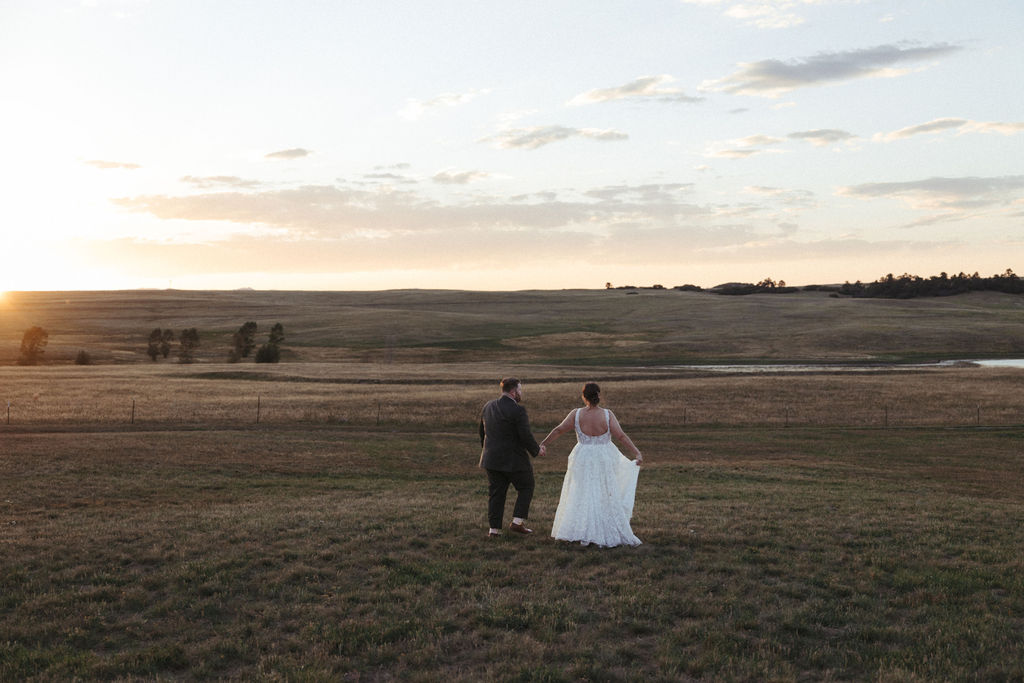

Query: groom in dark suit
(479, 377), (545, 537)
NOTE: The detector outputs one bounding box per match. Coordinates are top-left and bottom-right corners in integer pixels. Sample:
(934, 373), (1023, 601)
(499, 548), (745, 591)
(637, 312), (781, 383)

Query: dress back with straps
(574, 408), (611, 445)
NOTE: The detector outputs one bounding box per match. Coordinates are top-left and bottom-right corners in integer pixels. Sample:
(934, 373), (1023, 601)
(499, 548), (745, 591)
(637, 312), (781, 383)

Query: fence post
(256, 395), (261, 424)
(130, 398), (135, 425)
(976, 405), (980, 426)
(884, 405), (889, 428)
(6, 400), (9, 425)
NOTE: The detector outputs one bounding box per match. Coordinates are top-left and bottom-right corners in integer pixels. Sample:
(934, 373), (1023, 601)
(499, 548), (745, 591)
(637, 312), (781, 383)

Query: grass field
(3, 288), (1024, 365)
(2, 289), (1023, 680)
(3, 422), (1022, 681)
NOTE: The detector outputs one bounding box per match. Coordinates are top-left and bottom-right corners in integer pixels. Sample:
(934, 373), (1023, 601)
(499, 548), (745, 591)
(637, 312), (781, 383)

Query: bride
(540, 382), (644, 547)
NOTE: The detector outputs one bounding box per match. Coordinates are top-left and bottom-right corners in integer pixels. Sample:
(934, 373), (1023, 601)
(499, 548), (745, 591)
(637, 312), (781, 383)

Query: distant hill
(2, 287), (1022, 366)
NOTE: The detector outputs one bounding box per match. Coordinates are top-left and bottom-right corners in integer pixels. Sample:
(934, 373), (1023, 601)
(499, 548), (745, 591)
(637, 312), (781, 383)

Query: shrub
(255, 344), (281, 363)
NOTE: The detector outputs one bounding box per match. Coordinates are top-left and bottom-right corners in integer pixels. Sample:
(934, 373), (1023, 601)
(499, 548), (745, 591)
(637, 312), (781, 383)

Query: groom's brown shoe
(509, 522), (533, 534)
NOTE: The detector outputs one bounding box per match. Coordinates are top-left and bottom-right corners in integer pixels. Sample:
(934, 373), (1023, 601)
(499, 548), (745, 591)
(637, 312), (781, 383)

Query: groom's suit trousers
(485, 468), (534, 529)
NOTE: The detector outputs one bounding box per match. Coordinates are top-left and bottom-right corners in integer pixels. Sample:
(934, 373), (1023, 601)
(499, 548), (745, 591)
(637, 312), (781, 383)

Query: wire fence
(3, 394), (1022, 430)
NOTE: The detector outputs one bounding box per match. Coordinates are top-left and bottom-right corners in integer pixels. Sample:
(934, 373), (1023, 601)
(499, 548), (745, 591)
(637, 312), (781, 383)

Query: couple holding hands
(479, 378), (644, 547)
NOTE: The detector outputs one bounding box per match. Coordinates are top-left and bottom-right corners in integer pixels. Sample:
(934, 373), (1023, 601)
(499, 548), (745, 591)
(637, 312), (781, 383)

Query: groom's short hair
(500, 377), (521, 393)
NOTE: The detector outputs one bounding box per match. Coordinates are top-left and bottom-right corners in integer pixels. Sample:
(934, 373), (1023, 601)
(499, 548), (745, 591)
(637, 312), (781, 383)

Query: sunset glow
(1, 1), (1022, 291)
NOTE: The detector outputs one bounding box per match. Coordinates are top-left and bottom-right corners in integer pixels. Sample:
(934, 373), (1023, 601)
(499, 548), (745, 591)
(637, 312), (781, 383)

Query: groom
(479, 377), (545, 537)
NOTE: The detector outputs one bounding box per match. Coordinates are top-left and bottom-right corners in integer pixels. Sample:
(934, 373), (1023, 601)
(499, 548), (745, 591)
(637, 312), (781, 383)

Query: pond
(666, 360), (1024, 373)
(959, 359), (1024, 368)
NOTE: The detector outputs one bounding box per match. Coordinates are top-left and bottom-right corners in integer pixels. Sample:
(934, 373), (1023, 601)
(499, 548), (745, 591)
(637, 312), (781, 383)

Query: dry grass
(2, 421), (1022, 681)
(2, 289), (1023, 679)
(3, 288), (1024, 365)
(1, 363), (1022, 429)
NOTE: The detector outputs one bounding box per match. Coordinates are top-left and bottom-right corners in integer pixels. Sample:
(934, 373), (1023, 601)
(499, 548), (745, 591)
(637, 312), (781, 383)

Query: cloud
(362, 172), (417, 185)
(723, 2), (805, 29)
(706, 134), (784, 159)
(484, 125), (629, 150)
(877, 118), (1024, 141)
(400, 88), (489, 120)
(584, 184), (694, 203)
(744, 185), (817, 208)
(567, 75), (703, 106)
(967, 121), (1024, 135)
(265, 148), (312, 160)
(838, 175), (1024, 213)
(181, 175), (263, 189)
(702, 43), (962, 97)
(112, 181), (723, 242)
(679, 0), (845, 30)
(878, 118), (967, 141)
(787, 129), (857, 146)
(101, 177), (983, 279)
(432, 169), (489, 185)
(84, 159), (140, 170)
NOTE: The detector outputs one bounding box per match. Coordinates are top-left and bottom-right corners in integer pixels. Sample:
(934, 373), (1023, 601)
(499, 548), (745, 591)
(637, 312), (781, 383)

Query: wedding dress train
(550, 408), (641, 547)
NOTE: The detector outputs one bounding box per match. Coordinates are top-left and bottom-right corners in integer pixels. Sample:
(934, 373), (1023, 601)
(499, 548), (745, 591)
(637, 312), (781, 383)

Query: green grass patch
(2, 424), (1022, 680)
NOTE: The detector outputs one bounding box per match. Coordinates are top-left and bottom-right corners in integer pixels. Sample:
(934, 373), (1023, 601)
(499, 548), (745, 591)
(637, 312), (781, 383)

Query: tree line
(13, 322), (285, 366)
(146, 322), (285, 363)
(836, 269), (1023, 299)
(606, 269), (1022, 299)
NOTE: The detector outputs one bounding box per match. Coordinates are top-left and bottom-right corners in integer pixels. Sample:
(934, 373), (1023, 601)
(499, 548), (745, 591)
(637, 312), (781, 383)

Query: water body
(667, 360), (1024, 373)
(961, 359), (1024, 368)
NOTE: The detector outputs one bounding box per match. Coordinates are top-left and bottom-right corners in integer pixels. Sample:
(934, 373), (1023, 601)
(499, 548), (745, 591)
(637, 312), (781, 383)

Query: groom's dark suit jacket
(479, 395), (541, 472)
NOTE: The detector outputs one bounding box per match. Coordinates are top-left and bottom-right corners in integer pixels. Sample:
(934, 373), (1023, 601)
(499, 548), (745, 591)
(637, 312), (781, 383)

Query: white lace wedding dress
(550, 408), (641, 547)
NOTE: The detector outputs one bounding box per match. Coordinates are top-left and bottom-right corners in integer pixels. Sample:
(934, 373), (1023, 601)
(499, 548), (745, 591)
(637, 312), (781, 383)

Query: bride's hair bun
(582, 382), (601, 405)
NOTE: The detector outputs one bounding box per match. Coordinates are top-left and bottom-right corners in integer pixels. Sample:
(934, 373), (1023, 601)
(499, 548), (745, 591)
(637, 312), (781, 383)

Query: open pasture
(2, 288), (1023, 680)
(2, 418), (1022, 681)
(1, 362), (1023, 430)
(3, 288), (1024, 365)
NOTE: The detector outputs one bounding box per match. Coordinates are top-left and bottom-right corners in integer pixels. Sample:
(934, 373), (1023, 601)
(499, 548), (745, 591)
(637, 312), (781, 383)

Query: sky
(1, 0), (1022, 292)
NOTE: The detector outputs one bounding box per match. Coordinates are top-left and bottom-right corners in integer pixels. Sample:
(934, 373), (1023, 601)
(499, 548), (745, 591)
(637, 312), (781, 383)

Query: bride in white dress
(540, 383), (644, 547)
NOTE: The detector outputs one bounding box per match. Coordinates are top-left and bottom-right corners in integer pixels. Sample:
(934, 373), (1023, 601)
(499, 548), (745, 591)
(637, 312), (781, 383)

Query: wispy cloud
(111, 181), (719, 240)
(84, 159), (140, 170)
(787, 129), (857, 146)
(584, 184), (694, 203)
(744, 185), (817, 208)
(567, 75), (703, 106)
(100, 177), (970, 276)
(703, 43), (962, 97)
(838, 175), (1024, 213)
(968, 121), (1024, 135)
(877, 118), (1024, 141)
(706, 134), (784, 159)
(484, 125), (629, 150)
(265, 148), (312, 160)
(181, 175), (263, 189)
(361, 172), (417, 185)
(432, 169), (489, 185)
(400, 88), (489, 120)
(679, 0), (843, 30)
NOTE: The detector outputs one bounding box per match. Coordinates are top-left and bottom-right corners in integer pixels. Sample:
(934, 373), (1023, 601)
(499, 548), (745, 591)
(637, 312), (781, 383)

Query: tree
(161, 329), (174, 358)
(254, 344), (281, 363)
(255, 323), (285, 364)
(18, 326), (48, 365)
(147, 328), (162, 361)
(268, 323), (284, 346)
(148, 328), (176, 361)
(74, 350), (92, 365)
(179, 328), (200, 363)
(230, 321), (258, 362)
